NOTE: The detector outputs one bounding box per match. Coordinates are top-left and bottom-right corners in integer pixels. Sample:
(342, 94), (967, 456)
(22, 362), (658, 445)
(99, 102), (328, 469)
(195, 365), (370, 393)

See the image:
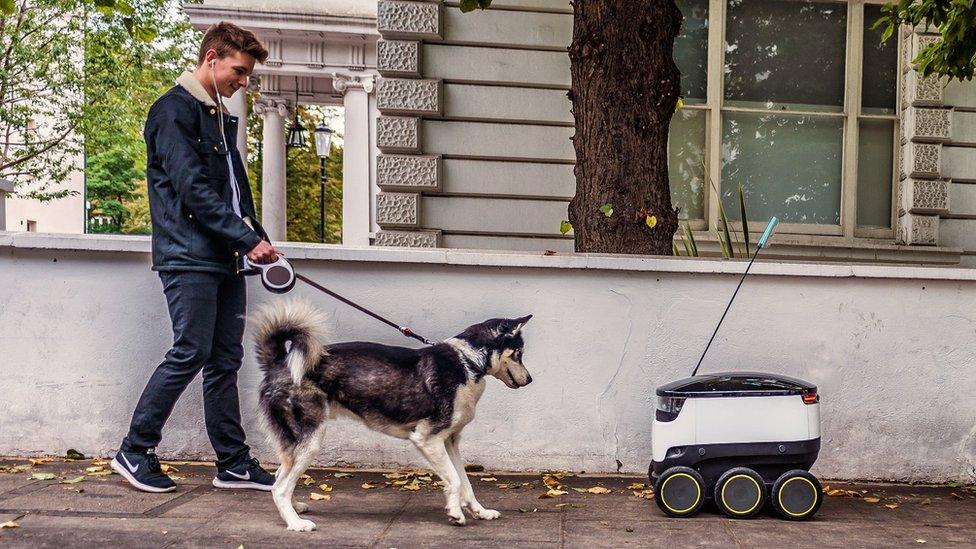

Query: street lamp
(314, 124), (334, 243)
(286, 77), (307, 148)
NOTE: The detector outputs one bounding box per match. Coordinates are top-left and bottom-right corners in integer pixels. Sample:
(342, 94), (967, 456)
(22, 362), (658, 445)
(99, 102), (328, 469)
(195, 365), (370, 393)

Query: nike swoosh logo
(119, 453), (139, 474)
(226, 470), (250, 480)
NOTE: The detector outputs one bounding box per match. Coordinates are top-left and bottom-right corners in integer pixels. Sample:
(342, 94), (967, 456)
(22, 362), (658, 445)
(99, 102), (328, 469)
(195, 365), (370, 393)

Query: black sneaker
(110, 448), (177, 493)
(212, 457), (275, 491)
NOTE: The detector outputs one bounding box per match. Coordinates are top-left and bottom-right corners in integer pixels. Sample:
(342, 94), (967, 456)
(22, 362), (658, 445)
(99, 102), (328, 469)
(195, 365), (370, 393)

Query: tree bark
(568, 0), (683, 255)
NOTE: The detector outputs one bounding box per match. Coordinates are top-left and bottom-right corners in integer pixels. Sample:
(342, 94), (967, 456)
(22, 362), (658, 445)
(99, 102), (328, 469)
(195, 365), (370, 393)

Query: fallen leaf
(543, 249), (557, 256)
(302, 476), (315, 487)
(863, 497), (881, 503)
(645, 215), (658, 230)
(480, 477), (497, 482)
(87, 471), (115, 477)
(333, 472), (352, 478)
(64, 449), (85, 460)
(554, 503), (586, 509)
(318, 484), (333, 493)
(29, 458), (54, 465)
(0, 465), (32, 474)
(59, 476), (85, 484)
(921, 498), (931, 505)
(951, 493), (964, 500)
(559, 220), (572, 235)
(633, 490), (656, 500)
(62, 486), (84, 493)
(946, 482), (963, 488)
(85, 466), (106, 474)
(361, 482), (378, 490)
(539, 489), (568, 499)
(885, 503), (899, 509)
(0, 521), (18, 529)
(600, 203), (614, 217)
(310, 492), (331, 501)
(160, 464), (178, 474)
(572, 488), (588, 493)
(30, 473), (56, 480)
(383, 472), (404, 480)
(464, 464), (485, 473)
(90, 460), (109, 467)
(627, 483), (647, 490)
(416, 476), (432, 483)
(916, 539), (926, 544)
(587, 486), (611, 494)
(542, 475), (562, 489)
(517, 507), (537, 513)
(676, 97), (685, 110)
(401, 482), (421, 491)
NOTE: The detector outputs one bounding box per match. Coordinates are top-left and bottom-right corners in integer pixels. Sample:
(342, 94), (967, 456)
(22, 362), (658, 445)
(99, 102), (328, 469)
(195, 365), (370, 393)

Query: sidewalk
(1, 457), (974, 548)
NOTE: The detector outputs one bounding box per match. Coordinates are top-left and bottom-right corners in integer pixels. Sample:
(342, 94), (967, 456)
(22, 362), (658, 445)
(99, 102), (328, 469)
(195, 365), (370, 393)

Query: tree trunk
(568, 0), (683, 255)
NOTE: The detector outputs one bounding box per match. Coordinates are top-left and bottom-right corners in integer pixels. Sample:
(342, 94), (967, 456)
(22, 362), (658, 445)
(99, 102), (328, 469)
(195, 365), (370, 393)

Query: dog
(251, 299), (533, 531)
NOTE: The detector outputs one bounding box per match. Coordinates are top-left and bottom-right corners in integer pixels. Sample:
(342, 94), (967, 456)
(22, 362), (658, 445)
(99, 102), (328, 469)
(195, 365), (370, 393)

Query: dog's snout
(526, 374), (533, 385)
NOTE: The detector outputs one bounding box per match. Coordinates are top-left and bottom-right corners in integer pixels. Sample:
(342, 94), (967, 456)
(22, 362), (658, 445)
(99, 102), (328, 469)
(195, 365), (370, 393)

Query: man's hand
(247, 240), (281, 264)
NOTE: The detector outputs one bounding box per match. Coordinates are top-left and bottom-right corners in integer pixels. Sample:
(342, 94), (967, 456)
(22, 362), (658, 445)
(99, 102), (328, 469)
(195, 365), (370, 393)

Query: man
(111, 22), (281, 493)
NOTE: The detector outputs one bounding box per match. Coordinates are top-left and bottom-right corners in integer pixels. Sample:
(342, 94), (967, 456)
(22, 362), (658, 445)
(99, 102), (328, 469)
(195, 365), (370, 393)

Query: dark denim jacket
(144, 84), (266, 273)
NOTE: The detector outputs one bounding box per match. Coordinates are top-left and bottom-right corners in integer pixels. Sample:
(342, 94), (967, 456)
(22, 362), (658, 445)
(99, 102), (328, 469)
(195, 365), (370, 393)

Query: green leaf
(0, 0), (15, 16)
(599, 203), (613, 217)
(559, 220), (572, 235)
(683, 223), (698, 257)
(134, 25), (157, 43)
(65, 449), (85, 460)
(738, 184), (750, 253)
(459, 0), (479, 12)
(676, 97), (684, 110)
(672, 241), (680, 256)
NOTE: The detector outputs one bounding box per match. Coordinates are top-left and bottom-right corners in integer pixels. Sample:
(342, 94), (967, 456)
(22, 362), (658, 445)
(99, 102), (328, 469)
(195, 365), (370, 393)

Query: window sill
(683, 232), (962, 265)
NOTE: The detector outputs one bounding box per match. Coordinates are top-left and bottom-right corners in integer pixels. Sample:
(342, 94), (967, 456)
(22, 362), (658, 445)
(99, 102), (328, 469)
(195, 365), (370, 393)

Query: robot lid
(656, 372), (816, 398)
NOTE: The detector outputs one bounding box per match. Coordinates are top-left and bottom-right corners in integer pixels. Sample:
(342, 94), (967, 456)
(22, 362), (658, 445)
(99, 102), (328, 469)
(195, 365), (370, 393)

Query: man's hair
(198, 22), (269, 65)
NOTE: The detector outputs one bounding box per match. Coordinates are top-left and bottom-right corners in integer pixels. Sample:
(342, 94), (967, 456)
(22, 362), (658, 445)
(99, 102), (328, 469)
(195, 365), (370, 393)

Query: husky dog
(251, 300), (533, 531)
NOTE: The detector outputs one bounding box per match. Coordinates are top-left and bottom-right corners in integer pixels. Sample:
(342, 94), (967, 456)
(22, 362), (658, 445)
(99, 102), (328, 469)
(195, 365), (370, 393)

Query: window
(668, 0), (899, 239)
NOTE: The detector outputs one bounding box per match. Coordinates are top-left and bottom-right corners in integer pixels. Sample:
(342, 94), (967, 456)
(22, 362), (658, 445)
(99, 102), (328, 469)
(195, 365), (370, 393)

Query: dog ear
(505, 315), (532, 337)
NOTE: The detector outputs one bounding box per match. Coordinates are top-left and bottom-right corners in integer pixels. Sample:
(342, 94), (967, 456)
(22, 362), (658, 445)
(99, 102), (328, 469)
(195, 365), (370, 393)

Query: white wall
(1, 232), (975, 483)
(4, 169), (85, 234)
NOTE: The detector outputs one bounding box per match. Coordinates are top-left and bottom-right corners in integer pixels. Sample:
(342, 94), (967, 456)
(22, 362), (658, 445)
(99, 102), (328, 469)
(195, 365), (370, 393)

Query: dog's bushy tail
(252, 298), (330, 385)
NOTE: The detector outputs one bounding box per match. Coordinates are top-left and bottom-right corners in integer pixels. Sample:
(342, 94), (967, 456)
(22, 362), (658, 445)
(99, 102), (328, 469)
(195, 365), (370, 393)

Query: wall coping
(3, 231), (976, 281)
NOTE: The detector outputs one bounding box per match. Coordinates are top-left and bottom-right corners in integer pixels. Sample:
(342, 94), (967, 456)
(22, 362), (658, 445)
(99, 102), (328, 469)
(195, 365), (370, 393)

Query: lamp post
(314, 124), (334, 243)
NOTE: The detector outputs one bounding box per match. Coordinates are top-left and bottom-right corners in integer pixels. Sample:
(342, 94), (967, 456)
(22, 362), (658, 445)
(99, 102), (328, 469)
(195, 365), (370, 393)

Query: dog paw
(286, 518), (317, 532)
(475, 508), (500, 520)
(293, 501), (309, 514)
(448, 510), (467, 526)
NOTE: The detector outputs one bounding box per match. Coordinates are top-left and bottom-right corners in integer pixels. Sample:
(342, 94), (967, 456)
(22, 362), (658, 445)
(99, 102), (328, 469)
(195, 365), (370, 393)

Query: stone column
(333, 73), (376, 246)
(253, 98), (290, 242)
(226, 87), (249, 162)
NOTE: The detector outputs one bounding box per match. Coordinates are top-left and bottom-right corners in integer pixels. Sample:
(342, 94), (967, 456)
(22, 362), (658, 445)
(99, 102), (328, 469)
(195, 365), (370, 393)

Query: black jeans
(122, 271), (250, 469)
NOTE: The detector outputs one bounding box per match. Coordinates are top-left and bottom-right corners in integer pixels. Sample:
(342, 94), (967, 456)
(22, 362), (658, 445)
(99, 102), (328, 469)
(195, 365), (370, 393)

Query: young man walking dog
(112, 22), (281, 493)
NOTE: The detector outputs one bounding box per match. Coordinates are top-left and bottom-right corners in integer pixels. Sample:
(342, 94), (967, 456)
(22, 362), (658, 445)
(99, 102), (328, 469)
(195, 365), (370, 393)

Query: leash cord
(294, 273), (435, 346)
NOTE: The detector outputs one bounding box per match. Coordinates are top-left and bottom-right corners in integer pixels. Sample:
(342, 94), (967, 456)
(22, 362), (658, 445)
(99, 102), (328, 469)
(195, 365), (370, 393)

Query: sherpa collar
(175, 71), (225, 111)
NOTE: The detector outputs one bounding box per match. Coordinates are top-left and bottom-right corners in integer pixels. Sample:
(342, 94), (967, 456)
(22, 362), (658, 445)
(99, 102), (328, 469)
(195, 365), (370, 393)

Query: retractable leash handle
(690, 216), (779, 377)
(237, 254), (297, 294)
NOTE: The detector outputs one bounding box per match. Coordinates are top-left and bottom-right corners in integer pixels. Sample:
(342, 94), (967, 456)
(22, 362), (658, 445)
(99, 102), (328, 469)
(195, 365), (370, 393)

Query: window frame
(678, 0), (901, 241)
